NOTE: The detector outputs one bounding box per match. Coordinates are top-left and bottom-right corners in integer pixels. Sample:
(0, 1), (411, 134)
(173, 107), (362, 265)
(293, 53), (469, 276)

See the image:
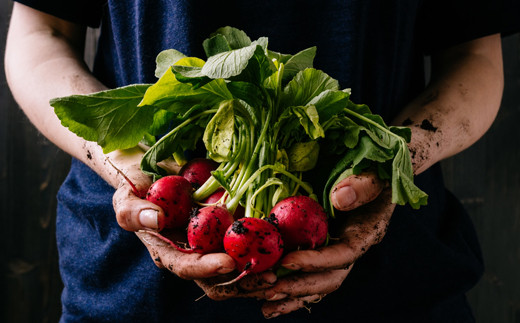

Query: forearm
(5, 3), (147, 189)
(393, 34), (504, 175)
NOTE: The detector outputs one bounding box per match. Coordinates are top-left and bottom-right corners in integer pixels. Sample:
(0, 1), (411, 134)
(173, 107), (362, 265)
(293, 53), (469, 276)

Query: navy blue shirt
(14, 0), (519, 322)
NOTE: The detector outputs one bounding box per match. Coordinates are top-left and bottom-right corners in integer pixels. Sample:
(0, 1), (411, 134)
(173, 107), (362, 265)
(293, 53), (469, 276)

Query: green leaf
(211, 170), (233, 193)
(287, 140), (320, 172)
(200, 79), (234, 100)
(203, 100), (235, 162)
(51, 84), (153, 153)
(282, 47), (316, 82)
(351, 136), (393, 166)
(324, 115), (362, 149)
(308, 89), (350, 123)
(201, 39), (272, 82)
(391, 142), (428, 208)
(140, 132), (156, 147)
(343, 104), (397, 150)
(172, 65), (211, 89)
(211, 26), (252, 49)
(267, 50), (292, 64)
(203, 34), (233, 57)
(227, 81), (265, 108)
(141, 123), (204, 179)
(292, 105), (325, 140)
(282, 68), (339, 107)
(154, 49), (187, 78)
(170, 57), (211, 89)
(390, 126), (412, 143)
(148, 109), (175, 136)
(345, 100), (372, 115)
(140, 107), (212, 179)
(201, 44), (256, 79)
(139, 68), (210, 109)
(274, 104), (325, 154)
(324, 105), (429, 213)
(230, 44), (275, 85)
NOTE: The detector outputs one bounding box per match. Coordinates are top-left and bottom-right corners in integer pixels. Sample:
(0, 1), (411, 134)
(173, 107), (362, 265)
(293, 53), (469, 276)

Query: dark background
(1, 2), (519, 322)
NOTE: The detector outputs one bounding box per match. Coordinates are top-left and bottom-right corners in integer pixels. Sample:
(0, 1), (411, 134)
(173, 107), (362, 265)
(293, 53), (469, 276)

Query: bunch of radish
(52, 26), (427, 283)
(137, 156), (329, 282)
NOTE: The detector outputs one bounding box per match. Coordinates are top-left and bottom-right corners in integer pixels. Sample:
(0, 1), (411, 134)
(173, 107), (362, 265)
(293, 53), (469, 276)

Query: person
(4, 0), (519, 322)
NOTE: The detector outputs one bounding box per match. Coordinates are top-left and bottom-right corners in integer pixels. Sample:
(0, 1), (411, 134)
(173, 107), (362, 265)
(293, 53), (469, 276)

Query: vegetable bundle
(51, 27), (427, 278)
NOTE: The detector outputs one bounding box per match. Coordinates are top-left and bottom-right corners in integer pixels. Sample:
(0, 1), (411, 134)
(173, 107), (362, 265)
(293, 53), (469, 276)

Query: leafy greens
(50, 26), (428, 218)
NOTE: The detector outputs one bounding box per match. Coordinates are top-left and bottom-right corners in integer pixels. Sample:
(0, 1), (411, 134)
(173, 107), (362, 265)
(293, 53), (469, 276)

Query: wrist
(82, 141), (151, 190)
(404, 124), (442, 175)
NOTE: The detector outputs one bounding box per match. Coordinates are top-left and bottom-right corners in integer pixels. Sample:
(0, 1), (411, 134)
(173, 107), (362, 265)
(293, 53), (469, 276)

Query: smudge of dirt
(402, 118), (413, 126)
(420, 119), (437, 132)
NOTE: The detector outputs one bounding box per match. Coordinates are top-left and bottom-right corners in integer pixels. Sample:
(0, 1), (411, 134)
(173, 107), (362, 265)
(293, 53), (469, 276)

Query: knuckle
(175, 265), (195, 280)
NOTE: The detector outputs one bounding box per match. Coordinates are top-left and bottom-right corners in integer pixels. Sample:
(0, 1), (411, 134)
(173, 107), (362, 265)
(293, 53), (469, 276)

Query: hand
(172, 174), (388, 305)
(258, 174), (395, 318)
(111, 155), (235, 279)
(136, 230), (237, 279)
(114, 181), (237, 279)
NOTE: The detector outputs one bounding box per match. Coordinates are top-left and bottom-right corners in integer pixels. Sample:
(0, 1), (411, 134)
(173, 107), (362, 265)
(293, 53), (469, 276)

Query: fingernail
(333, 186), (357, 209)
(281, 263), (301, 271)
(261, 272), (278, 285)
(139, 209), (159, 229)
(267, 293), (287, 301)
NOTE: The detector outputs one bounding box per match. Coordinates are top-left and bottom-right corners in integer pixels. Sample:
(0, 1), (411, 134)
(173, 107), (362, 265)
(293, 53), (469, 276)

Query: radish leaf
(203, 100), (235, 162)
(211, 26), (252, 50)
(282, 68), (339, 107)
(51, 84), (153, 153)
(154, 49), (187, 78)
(282, 46), (317, 83)
(203, 34), (233, 57)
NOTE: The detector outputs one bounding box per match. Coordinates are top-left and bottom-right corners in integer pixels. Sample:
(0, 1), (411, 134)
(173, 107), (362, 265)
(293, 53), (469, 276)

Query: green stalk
(226, 163), (314, 213)
(226, 109), (272, 214)
(192, 123), (249, 201)
(229, 119), (255, 196)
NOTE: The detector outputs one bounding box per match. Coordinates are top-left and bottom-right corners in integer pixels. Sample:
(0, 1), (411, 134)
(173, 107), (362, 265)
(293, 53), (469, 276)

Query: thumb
(113, 183), (166, 231)
(330, 172), (386, 211)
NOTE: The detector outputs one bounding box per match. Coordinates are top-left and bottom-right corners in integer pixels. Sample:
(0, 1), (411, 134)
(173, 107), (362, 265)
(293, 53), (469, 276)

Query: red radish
(201, 188), (245, 220)
(201, 188), (226, 204)
(179, 158), (219, 188)
(146, 175), (193, 229)
(221, 217), (284, 285)
(270, 195), (328, 251)
(142, 205), (233, 255)
(187, 205), (234, 254)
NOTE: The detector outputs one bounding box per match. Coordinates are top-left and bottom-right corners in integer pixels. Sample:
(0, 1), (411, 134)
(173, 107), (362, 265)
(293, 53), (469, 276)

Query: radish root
(139, 230), (194, 254)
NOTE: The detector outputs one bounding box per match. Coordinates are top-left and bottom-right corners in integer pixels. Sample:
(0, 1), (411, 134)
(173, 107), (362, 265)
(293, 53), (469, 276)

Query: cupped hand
(111, 158), (236, 280)
(113, 182), (237, 279)
(136, 229), (237, 279)
(257, 174), (395, 318)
